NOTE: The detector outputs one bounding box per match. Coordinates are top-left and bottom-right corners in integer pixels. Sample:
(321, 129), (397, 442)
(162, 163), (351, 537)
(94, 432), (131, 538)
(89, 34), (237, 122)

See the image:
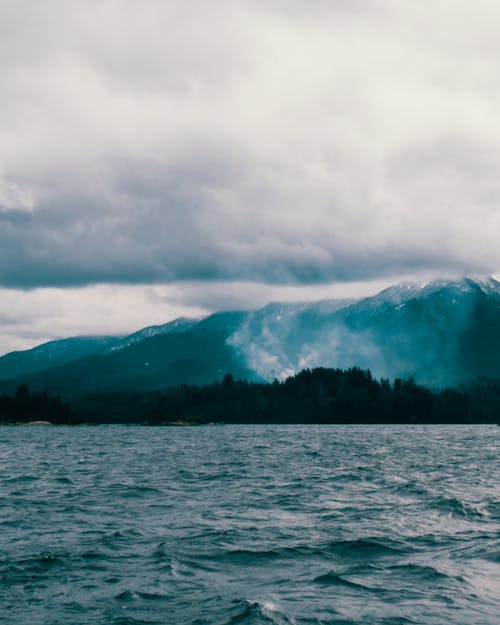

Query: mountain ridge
(1, 276), (499, 392)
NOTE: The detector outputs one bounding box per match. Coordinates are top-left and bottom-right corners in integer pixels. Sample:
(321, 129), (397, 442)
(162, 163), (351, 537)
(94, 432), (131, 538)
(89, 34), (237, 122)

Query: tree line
(0, 384), (73, 424)
(1, 367), (499, 425)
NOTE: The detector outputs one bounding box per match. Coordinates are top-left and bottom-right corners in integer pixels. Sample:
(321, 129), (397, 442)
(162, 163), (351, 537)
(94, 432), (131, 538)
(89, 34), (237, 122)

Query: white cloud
(0, 177), (34, 213)
(1, 1), (500, 345)
(0, 284), (206, 355)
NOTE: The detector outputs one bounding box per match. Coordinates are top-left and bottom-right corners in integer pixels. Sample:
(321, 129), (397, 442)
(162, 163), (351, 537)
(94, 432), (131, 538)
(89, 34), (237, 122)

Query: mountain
(0, 312), (252, 394)
(229, 277), (500, 386)
(0, 317), (200, 381)
(0, 277), (499, 392)
(334, 277), (500, 384)
(0, 336), (123, 381)
(228, 299), (356, 380)
(108, 317), (200, 351)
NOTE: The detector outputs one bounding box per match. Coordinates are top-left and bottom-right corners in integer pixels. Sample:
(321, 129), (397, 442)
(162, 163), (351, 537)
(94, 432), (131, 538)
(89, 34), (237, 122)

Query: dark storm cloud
(1, 0), (500, 290)
(0, 171), (481, 289)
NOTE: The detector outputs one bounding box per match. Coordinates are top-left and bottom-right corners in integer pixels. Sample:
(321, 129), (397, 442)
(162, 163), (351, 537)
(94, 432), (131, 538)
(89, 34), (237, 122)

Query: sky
(1, 0), (500, 354)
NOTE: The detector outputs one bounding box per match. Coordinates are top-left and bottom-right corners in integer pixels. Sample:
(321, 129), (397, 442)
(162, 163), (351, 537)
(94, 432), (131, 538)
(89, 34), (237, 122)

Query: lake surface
(0, 425), (499, 625)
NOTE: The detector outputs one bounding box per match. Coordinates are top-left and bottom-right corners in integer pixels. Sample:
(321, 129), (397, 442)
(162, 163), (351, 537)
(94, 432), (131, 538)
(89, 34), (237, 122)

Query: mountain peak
(377, 275), (500, 302)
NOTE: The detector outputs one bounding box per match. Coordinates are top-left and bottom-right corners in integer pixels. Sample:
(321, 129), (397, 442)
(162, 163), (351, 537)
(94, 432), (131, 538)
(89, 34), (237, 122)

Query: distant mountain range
(1, 277), (499, 393)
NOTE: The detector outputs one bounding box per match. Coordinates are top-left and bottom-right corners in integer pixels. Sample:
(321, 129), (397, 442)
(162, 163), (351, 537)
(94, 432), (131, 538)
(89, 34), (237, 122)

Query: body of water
(0, 425), (499, 624)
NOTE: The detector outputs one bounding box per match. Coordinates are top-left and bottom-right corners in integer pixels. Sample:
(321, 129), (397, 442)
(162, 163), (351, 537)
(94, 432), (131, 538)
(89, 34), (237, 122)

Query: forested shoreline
(1, 367), (500, 425)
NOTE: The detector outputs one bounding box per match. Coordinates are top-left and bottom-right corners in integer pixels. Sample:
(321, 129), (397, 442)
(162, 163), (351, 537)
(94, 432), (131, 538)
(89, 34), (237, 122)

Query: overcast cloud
(1, 0), (500, 351)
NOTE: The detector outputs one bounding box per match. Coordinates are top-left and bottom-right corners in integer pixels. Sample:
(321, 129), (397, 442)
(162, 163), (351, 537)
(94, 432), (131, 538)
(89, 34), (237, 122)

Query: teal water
(0, 425), (499, 625)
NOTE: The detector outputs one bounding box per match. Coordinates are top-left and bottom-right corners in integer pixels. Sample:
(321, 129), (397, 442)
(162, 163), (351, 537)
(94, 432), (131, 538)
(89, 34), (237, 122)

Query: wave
(105, 483), (165, 498)
(108, 616), (165, 625)
(5, 474), (39, 483)
(222, 599), (293, 625)
(386, 562), (466, 584)
(432, 496), (490, 519)
(325, 538), (410, 558)
(1, 424), (498, 625)
(193, 543), (318, 565)
(191, 538), (409, 570)
(0, 552), (68, 584)
(312, 570), (377, 592)
(114, 590), (172, 602)
(99, 528), (146, 546)
(377, 619), (418, 625)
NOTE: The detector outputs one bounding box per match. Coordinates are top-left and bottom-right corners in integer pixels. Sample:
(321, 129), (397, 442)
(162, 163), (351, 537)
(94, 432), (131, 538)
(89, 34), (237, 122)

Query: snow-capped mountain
(0, 317), (201, 381)
(0, 277), (499, 392)
(0, 336), (123, 381)
(108, 317), (201, 351)
(229, 277), (500, 384)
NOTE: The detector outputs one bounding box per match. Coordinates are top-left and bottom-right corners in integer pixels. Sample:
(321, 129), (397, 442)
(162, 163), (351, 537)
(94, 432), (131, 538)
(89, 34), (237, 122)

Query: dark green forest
(0, 384), (73, 424)
(1, 367), (499, 425)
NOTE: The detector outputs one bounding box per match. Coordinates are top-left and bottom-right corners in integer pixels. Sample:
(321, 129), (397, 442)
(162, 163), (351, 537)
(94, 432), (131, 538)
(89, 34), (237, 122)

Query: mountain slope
(0, 336), (122, 381)
(1, 278), (499, 392)
(0, 317), (201, 381)
(228, 299), (356, 379)
(230, 278), (500, 385)
(336, 277), (500, 384)
(0, 312), (252, 393)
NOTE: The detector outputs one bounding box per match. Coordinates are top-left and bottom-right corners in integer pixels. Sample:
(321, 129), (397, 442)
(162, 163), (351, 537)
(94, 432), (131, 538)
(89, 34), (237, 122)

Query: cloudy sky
(1, 0), (499, 354)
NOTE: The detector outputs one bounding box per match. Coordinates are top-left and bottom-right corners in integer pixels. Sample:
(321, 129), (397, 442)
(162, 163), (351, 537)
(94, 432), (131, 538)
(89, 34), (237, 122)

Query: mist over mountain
(234, 276), (500, 386)
(0, 277), (499, 393)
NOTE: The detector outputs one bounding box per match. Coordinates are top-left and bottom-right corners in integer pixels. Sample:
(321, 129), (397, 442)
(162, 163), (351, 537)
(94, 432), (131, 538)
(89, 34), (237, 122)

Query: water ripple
(0, 424), (499, 624)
